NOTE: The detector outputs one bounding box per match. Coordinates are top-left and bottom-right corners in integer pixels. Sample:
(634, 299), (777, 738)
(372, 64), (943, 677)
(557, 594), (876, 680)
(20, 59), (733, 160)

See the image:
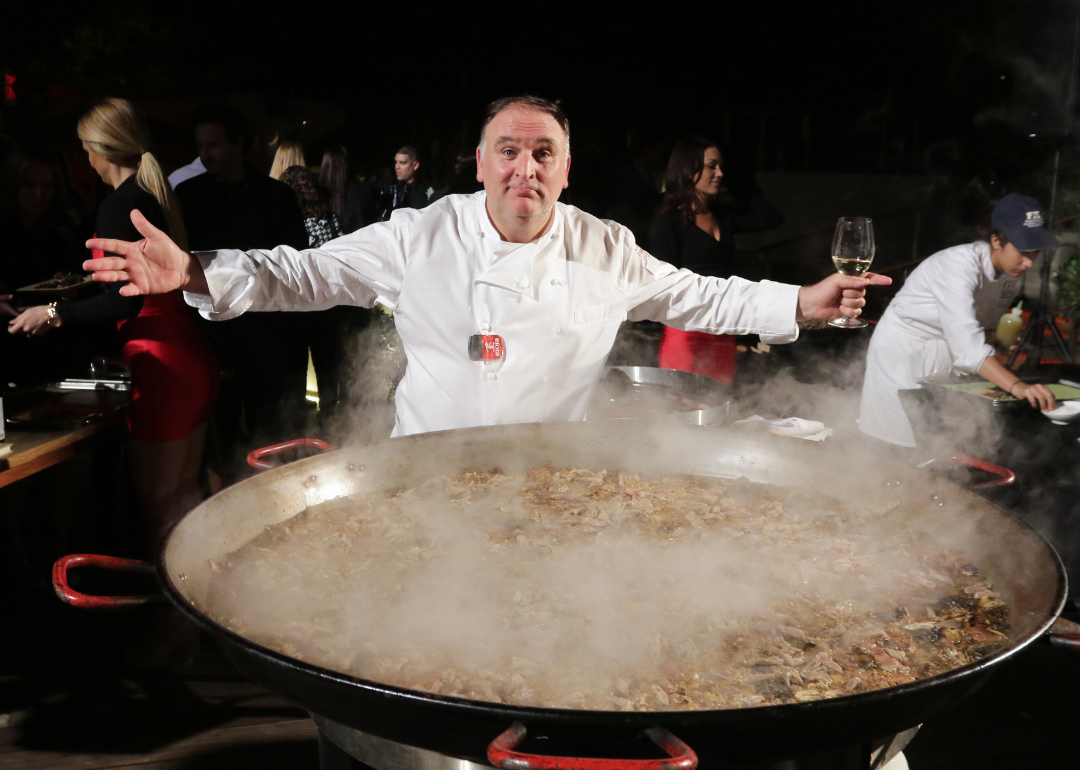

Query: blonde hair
(77, 98), (188, 251)
(270, 142), (306, 180)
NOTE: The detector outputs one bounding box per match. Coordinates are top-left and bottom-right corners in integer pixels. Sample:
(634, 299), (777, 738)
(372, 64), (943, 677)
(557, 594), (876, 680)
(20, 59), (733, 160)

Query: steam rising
(204, 461), (1009, 711)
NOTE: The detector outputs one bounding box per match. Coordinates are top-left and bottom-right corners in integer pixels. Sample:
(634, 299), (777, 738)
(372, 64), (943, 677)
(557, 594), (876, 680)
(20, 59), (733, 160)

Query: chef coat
(858, 241), (1020, 447)
(184, 191), (801, 436)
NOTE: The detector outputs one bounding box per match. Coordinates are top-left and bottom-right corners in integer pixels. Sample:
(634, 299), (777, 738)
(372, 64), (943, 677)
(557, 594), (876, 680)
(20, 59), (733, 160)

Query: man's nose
(511, 156), (533, 179)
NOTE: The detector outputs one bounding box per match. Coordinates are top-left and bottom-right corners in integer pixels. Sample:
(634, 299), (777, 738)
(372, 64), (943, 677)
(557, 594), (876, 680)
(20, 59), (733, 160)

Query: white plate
(1042, 401), (1080, 424)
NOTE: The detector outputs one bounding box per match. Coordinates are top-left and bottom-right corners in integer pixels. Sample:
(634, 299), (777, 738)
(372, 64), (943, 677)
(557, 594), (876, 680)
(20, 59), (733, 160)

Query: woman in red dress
(648, 138), (782, 385)
(9, 98), (219, 553)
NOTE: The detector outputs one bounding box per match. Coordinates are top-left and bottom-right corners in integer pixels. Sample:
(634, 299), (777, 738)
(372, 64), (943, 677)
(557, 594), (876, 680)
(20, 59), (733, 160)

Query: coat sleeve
(614, 226), (800, 343)
(184, 207), (415, 320)
(926, 254), (996, 373)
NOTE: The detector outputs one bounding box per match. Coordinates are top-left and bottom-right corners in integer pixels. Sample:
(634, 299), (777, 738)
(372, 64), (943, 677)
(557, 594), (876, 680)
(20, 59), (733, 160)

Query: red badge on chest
(468, 334), (505, 361)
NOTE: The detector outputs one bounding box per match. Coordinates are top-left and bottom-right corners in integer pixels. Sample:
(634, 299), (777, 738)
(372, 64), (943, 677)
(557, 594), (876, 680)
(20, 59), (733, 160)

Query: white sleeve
(621, 244), (801, 343)
(927, 256), (995, 373)
(183, 210), (414, 321)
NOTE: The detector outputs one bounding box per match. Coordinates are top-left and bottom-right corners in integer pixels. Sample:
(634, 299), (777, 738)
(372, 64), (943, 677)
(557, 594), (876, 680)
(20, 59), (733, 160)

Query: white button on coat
(187, 191), (800, 437)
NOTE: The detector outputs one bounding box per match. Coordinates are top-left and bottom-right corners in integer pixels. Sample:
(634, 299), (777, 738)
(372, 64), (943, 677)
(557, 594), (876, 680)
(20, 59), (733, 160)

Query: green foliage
(1055, 254), (1080, 318)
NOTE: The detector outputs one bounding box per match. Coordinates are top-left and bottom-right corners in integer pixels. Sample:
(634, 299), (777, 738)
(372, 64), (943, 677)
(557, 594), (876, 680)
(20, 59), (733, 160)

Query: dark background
(4, 0), (1079, 198)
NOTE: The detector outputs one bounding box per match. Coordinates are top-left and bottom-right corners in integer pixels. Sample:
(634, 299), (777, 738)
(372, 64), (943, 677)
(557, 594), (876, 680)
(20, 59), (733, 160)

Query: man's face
(476, 106), (570, 223)
(195, 123), (244, 178)
(394, 153), (419, 182)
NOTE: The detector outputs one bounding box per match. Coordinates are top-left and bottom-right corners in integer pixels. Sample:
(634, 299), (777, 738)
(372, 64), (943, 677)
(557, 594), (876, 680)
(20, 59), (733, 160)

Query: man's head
(476, 96), (571, 227)
(394, 146), (419, 182)
(192, 104), (247, 180)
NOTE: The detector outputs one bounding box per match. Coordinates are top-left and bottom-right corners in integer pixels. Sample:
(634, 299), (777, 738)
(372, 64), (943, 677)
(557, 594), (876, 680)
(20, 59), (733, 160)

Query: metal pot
(55, 422), (1068, 767)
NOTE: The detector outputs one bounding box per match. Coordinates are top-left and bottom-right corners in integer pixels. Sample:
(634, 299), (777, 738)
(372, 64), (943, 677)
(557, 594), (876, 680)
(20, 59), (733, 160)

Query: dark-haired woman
(319, 145), (373, 233)
(648, 138), (782, 385)
(0, 146), (86, 384)
(858, 193), (1056, 447)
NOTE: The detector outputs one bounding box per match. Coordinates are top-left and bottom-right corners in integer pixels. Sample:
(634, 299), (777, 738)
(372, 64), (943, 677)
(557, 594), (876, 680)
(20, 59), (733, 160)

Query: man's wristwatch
(46, 302), (62, 328)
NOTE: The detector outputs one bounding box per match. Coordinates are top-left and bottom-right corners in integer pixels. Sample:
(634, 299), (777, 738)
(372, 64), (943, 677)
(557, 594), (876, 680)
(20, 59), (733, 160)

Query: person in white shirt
(167, 156), (205, 189)
(81, 95), (888, 437)
(859, 193), (1057, 448)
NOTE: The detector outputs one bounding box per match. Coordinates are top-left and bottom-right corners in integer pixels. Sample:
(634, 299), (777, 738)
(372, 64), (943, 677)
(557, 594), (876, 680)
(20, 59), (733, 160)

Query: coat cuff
(182, 250), (258, 321)
(756, 280), (801, 344)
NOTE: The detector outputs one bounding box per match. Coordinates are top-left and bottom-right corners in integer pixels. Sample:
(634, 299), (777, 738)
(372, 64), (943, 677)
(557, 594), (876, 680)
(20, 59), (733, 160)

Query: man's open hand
(796, 272), (892, 323)
(84, 209), (208, 296)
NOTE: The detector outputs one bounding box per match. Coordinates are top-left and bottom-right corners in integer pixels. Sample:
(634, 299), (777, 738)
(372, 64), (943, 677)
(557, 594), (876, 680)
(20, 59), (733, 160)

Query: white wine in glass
(829, 216), (875, 329)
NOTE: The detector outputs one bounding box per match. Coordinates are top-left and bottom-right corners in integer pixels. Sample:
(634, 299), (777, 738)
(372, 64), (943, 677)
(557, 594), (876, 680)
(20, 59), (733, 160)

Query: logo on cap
(1024, 210), (1044, 228)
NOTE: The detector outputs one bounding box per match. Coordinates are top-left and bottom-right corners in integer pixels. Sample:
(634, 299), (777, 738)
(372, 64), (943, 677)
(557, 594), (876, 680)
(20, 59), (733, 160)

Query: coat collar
(471, 194), (564, 300)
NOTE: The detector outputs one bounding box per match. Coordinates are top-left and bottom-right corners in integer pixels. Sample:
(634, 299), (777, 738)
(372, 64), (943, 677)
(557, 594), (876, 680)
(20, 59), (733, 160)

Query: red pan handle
(247, 438), (335, 471)
(944, 454), (1015, 488)
(52, 554), (162, 609)
(1048, 633), (1080, 652)
(488, 723), (698, 770)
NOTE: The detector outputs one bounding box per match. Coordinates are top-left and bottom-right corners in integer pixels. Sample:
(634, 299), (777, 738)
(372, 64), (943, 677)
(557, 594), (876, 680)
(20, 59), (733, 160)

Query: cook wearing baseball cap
(859, 192), (1057, 449)
(991, 193), (1059, 253)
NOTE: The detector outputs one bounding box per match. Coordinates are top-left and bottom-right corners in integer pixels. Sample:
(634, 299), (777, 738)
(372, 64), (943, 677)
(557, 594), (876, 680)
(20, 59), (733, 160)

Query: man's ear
(475, 146), (484, 183)
(563, 154), (571, 189)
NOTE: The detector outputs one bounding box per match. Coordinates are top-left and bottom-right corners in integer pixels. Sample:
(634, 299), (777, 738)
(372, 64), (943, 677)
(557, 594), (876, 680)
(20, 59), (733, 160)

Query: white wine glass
(829, 216), (875, 329)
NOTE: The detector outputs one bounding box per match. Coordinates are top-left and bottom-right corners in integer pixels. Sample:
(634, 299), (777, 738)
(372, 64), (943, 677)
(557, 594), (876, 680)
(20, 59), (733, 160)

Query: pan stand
(312, 713), (916, 770)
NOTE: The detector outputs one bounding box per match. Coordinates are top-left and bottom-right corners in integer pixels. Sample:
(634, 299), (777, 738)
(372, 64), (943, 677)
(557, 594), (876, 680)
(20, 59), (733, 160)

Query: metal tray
(49, 378), (132, 392)
(16, 276), (96, 305)
(585, 366), (732, 426)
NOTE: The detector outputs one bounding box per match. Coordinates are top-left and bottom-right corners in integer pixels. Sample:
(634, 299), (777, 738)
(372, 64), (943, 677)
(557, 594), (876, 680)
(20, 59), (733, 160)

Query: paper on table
(733, 415), (833, 441)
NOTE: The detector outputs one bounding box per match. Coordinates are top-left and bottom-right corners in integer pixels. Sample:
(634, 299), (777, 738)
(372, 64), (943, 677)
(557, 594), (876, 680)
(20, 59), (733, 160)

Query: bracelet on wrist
(46, 302), (62, 328)
(1008, 381), (1021, 396)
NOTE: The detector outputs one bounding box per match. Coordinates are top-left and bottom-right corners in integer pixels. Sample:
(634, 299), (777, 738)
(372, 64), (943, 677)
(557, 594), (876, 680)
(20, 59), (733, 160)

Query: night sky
(3, 0), (1076, 187)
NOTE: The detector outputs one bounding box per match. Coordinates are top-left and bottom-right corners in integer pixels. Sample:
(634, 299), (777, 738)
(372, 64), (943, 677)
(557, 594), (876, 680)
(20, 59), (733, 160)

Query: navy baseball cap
(991, 193), (1059, 251)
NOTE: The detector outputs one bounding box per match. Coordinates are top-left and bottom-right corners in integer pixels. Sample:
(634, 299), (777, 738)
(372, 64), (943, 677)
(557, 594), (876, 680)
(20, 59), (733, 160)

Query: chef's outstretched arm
(84, 209), (208, 296)
(796, 272), (892, 322)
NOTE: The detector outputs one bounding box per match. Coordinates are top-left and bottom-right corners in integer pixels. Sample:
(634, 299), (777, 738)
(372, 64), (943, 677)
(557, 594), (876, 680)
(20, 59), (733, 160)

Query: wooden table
(0, 411), (126, 489)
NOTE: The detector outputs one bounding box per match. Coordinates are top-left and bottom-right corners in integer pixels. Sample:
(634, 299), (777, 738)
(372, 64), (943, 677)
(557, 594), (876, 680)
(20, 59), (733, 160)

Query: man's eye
(536, 152), (551, 161)
(502, 149), (515, 157)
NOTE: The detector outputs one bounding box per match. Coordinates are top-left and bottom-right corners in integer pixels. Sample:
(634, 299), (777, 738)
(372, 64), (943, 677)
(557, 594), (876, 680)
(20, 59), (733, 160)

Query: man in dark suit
(176, 104), (310, 474)
(376, 145), (444, 219)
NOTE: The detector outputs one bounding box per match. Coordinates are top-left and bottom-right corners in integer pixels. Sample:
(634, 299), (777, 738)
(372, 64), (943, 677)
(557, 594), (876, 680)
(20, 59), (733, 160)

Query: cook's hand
(8, 305), (51, 335)
(0, 294), (16, 318)
(84, 209), (208, 296)
(1016, 382), (1056, 412)
(796, 272), (892, 323)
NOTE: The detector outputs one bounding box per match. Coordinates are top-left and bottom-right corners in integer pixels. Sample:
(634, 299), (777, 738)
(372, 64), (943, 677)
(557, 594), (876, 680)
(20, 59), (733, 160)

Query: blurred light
(1030, 133), (1037, 137)
(4, 74), (15, 101)
(1000, 75), (1006, 80)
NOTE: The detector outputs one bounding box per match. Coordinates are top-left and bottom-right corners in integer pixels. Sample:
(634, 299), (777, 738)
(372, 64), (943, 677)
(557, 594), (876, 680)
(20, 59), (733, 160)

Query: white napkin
(732, 415), (833, 441)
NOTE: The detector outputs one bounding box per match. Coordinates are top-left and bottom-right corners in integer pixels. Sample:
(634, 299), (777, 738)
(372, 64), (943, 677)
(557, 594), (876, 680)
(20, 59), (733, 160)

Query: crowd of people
(4, 92), (1054, 580)
(8, 92), (1063, 671)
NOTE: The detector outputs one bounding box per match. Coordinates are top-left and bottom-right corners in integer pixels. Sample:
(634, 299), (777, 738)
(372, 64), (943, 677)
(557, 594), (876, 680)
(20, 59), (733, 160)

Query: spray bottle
(996, 302), (1024, 348)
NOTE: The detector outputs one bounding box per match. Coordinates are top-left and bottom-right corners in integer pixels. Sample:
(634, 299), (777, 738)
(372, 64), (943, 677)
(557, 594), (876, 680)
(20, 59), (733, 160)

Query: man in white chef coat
(82, 95), (889, 437)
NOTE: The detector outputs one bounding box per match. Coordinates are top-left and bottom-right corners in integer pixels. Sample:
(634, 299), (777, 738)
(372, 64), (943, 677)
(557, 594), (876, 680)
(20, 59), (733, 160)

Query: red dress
(657, 328), (736, 386)
(93, 247), (220, 442)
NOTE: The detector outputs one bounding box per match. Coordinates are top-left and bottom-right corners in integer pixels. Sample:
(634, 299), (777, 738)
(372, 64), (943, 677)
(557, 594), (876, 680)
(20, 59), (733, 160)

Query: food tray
(933, 378), (1080, 406)
(585, 366), (732, 426)
(16, 275), (95, 304)
(3, 389), (126, 429)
